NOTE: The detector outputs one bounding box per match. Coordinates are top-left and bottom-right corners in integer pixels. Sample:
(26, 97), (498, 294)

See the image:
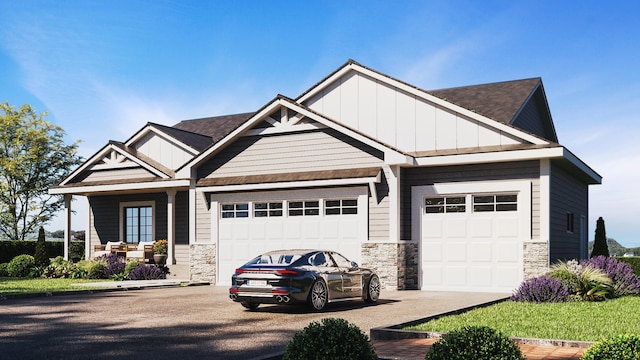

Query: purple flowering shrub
(510, 275), (571, 303)
(97, 253), (126, 278)
(581, 256), (640, 297)
(128, 265), (166, 280)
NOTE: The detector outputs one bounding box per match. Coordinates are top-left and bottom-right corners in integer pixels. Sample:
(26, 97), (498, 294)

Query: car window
(310, 252), (335, 267)
(331, 252), (354, 268)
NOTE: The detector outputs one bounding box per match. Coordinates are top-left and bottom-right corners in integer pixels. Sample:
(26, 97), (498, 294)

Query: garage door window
(424, 197), (466, 213)
(289, 201), (319, 216)
(221, 203), (249, 218)
(325, 199), (358, 215)
(254, 202), (283, 217)
(473, 194), (517, 212)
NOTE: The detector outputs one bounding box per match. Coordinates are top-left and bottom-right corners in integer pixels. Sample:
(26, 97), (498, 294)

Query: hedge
(0, 240), (85, 263)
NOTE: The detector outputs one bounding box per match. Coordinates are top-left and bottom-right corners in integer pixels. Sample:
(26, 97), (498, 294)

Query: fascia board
(59, 144), (113, 186)
(49, 179), (191, 195)
(561, 147), (602, 184)
(414, 147), (566, 166)
(125, 125), (200, 156)
(110, 146), (171, 179)
(197, 176), (380, 193)
(176, 100), (282, 178)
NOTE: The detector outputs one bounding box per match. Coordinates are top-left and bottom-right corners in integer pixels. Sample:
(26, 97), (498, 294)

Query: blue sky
(1, 1), (639, 247)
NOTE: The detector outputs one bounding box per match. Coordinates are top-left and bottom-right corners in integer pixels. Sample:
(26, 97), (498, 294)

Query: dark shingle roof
(149, 123), (214, 152)
(427, 78), (541, 125)
(172, 112), (255, 145)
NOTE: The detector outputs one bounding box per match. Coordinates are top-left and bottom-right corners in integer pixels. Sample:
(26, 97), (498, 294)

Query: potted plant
(153, 239), (168, 266)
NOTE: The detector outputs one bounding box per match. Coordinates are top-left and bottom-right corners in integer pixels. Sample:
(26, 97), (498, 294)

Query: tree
(591, 216), (610, 258)
(0, 102), (82, 241)
(34, 226), (49, 267)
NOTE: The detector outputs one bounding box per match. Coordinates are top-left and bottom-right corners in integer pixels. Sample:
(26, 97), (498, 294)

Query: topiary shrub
(582, 256), (640, 297)
(425, 325), (525, 360)
(7, 254), (36, 277)
(581, 334), (640, 360)
(0, 263), (8, 277)
(510, 275), (571, 303)
(283, 318), (377, 360)
(34, 227), (49, 267)
(127, 265), (167, 280)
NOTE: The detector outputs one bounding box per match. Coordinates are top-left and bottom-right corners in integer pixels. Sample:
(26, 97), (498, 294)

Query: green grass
(0, 277), (111, 294)
(406, 297), (640, 342)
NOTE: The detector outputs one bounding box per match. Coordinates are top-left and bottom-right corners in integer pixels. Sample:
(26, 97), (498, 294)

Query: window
(221, 203), (249, 218)
(254, 202), (283, 217)
(424, 196), (466, 213)
(124, 206), (153, 243)
(289, 200), (319, 216)
(325, 199), (358, 215)
(473, 194), (518, 212)
(566, 212), (575, 233)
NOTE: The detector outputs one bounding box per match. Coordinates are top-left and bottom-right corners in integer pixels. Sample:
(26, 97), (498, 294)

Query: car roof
(260, 249), (325, 256)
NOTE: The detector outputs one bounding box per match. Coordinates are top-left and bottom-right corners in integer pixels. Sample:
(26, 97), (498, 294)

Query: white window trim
(119, 201), (156, 243)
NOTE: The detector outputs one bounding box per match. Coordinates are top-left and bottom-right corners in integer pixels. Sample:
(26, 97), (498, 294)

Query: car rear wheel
(309, 280), (328, 311)
(241, 302), (260, 310)
(365, 275), (380, 303)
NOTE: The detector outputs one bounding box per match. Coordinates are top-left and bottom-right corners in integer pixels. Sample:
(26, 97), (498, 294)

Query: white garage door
(414, 181), (531, 293)
(214, 188), (367, 286)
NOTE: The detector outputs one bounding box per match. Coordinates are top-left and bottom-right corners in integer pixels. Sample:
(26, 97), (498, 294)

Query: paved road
(0, 285), (506, 360)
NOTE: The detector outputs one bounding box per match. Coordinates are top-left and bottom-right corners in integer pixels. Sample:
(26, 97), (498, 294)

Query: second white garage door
(213, 188), (368, 285)
(413, 181), (531, 293)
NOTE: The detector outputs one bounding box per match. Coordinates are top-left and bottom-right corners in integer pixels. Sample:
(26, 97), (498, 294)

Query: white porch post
(63, 194), (72, 260)
(388, 165), (401, 242)
(167, 189), (176, 265)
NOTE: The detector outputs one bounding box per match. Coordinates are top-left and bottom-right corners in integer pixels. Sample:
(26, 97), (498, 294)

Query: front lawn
(406, 297), (640, 342)
(0, 277), (111, 294)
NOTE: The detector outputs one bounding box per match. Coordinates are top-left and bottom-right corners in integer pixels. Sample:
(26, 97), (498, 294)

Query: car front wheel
(365, 275), (380, 303)
(309, 280), (328, 311)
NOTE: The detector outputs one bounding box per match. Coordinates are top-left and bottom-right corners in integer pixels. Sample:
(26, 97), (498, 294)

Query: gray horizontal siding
(400, 161), (540, 240)
(195, 191), (211, 243)
(197, 129), (384, 179)
(80, 167), (155, 183)
(549, 160), (588, 262)
(369, 167), (390, 241)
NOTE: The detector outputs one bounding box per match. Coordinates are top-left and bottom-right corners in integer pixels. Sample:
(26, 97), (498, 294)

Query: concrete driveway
(0, 285), (506, 359)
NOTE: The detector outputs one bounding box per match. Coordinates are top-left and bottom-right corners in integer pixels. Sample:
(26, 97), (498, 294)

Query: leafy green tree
(591, 216), (610, 258)
(0, 102), (82, 241)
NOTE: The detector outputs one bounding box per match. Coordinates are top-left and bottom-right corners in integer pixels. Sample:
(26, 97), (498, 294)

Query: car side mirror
(350, 261), (358, 268)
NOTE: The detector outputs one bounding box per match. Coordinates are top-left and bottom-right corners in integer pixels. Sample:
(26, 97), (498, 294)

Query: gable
(302, 69), (529, 153)
(510, 86), (558, 142)
(66, 148), (161, 185)
(130, 131), (198, 170)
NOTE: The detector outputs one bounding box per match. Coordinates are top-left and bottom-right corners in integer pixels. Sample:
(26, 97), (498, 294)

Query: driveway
(0, 285), (506, 359)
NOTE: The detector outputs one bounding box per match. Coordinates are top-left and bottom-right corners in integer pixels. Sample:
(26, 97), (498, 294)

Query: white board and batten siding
(132, 132), (196, 171)
(304, 70), (524, 154)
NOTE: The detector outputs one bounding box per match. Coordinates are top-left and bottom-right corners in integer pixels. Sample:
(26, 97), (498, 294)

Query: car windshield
(246, 253), (302, 266)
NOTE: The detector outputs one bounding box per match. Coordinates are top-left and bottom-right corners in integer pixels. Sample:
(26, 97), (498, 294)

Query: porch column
(63, 194), (72, 260)
(167, 189), (176, 265)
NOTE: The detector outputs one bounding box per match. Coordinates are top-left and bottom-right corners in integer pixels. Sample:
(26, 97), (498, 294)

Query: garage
(413, 181), (531, 293)
(213, 187), (368, 285)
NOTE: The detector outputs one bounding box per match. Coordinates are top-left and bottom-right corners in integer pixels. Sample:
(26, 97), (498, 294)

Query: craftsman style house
(50, 60), (601, 292)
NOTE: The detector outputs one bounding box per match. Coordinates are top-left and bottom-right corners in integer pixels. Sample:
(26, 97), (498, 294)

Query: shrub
(69, 241), (85, 263)
(98, 253), (125, 278)
(581, 334), (640, 360)
(573, 265), (612, 301)
(34, 227), (49, 267)
(7, 254), (36, 277)
(125, 261), (144, 276)
(619, 257), (640, 275)
(127, 265), (167, 280)
(425, 325), (525, 360)
(283, 318), (376, 360)
(0, 263), (8, 276)
(86, 261), (107, 279)
(549, 260), (581, 293)
(42, 256), (76, 278)
(511, 275), (571, 303)
(153, 240), (168, 255)
(582, 256), (640, 297)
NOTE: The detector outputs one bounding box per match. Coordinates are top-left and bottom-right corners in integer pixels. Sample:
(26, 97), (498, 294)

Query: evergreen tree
(591, 217), (610, 258)
(34, 226), (49, 267)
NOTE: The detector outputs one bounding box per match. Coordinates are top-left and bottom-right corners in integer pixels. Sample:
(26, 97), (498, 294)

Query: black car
(229, 249), (380, 311)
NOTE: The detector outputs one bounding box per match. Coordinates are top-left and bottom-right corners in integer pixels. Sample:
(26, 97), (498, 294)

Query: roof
(148, 123), (214, 152)
(172, 112), (255, 144)
(427, 78), (541, 125)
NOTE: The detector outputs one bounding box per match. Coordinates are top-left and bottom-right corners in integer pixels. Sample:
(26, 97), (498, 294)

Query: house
(50, 60), (601, 292)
